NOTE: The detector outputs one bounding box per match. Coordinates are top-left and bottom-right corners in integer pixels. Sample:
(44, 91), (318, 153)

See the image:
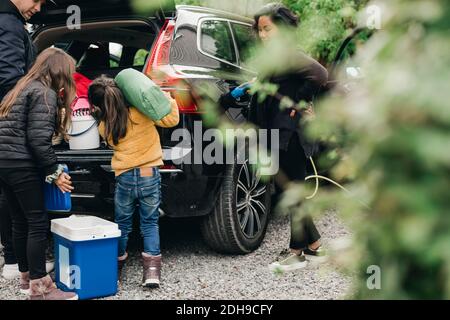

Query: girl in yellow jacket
(88, 76), (179, 288)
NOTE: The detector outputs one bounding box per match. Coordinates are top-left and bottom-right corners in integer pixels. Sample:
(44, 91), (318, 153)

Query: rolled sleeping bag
(114, 68), (171, 121)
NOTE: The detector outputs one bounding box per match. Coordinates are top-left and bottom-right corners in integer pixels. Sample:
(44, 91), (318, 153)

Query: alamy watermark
(169, 121), (280, 176)
(365, 5), (382, 30)
(67, 5), (81, 30)
(60, 264), (82, 290)
(366, 265), (381, 290)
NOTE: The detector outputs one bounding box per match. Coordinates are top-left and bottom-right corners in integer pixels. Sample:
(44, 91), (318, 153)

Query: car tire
(201, 159), (271, 254)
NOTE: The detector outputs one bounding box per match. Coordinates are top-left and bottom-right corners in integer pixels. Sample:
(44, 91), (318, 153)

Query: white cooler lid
(51, 215), (121, 241)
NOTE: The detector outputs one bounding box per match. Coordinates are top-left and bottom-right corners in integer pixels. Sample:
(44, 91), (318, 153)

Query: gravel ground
(0, 210), (353, 300)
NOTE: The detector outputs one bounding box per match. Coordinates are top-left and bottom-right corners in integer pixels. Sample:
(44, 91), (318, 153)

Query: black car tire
(201, 158), (271, 254)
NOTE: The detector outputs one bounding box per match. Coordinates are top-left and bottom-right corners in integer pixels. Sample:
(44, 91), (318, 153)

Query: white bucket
(67, 115), (100, 150)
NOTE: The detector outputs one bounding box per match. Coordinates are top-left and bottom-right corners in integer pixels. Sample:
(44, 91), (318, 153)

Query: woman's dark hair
(253, 2), (299, 31)
(88, 76), (129, 146)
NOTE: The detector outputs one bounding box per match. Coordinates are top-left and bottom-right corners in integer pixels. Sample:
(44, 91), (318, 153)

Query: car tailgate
(30, 0), (175, 25)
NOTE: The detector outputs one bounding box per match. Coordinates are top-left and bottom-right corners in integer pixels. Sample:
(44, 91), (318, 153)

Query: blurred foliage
(134, 49), (149, 66)
(284, 0), (369, 64)
(131, 0), (164, 13)
(175, 0), (202, 5)
(306, 0), (450, 299)
(175, 0), (271, 17)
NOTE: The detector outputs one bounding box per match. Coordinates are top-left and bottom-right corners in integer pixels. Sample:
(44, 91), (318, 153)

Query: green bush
(308, 0), (450, 299)
(283, 0), (369, 64)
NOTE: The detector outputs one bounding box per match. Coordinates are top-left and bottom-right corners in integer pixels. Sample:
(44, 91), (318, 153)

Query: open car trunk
(29, 8), (176, 213)
(29, 0), (175, 25)
(32, 18), (158, 163)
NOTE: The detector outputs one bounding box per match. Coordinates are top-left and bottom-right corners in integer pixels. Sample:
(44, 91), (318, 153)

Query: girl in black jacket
(0, 47), (78, 300)
(222, 3), (328, 271)
(0, 0), (40, 281)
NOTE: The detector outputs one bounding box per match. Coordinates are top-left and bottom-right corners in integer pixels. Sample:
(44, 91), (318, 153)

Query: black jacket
(221, 51), (328, 156)
(0, 80), (59, 175)
(0, 0), (37, 101)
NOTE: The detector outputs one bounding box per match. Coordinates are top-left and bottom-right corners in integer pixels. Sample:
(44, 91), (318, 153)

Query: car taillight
(167, 88), (199, 114)
(147, 19), (175, 70)
(146, 19), (200, 114)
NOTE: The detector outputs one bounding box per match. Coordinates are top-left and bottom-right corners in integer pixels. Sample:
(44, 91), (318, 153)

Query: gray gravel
(0, 210), (353, 300)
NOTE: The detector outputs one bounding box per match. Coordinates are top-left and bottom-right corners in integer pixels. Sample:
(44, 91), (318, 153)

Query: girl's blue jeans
(115, 168), (161, 257)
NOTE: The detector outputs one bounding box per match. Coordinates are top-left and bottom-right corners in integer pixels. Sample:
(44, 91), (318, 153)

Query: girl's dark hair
(88, 76), (129, 146)
(253, 2), (299, 31)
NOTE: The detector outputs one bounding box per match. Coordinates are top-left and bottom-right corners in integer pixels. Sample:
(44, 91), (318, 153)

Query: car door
(167, 9), (256, 112)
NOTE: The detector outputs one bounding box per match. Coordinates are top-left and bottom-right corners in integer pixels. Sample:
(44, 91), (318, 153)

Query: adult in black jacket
(0, 47), (77, 300)
(0, 0), (40, 101)
(221, 3), (328, 271)
(0, 0), (40, 280)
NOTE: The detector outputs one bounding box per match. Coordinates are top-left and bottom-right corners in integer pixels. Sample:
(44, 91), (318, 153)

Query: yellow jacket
(99, 98), (179, 177)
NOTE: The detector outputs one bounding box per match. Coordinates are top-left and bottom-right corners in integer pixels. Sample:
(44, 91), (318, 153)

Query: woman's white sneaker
(45, 261), (55, 273)
(269, 254), (308, 272)
(2, 263), (20, 280)
(2, 261), (54, 280)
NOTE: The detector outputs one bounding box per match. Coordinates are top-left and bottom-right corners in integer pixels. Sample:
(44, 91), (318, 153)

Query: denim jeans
(115, 168), (161, 257)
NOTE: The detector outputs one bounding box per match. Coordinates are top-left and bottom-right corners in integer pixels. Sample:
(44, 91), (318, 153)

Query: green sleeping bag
(114, 68), (171, 121)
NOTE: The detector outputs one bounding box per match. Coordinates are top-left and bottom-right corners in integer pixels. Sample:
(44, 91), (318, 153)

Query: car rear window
(200, 20), (237, 64)
(230, 23), (255, 67)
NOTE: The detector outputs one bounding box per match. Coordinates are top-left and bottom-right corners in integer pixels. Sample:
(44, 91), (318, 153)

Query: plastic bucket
(67, 115), (100, 150)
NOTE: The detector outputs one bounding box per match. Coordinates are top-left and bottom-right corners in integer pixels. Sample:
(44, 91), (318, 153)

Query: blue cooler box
(51, 216), (121, 300)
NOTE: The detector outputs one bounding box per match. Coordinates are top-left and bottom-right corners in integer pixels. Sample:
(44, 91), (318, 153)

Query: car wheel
(201, 159), (271, 254)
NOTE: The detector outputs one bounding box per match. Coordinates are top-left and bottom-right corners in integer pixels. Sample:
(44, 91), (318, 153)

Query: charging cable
(304, 157), (370, 209)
